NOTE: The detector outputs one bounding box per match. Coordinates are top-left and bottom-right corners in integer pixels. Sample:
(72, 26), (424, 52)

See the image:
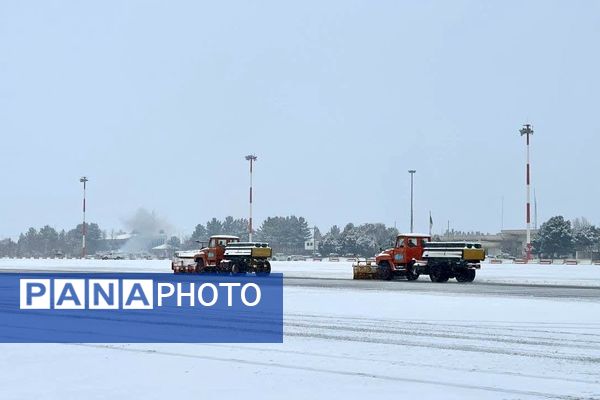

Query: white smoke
(123, 208), (173, 235)
(119, 208), (173, 253)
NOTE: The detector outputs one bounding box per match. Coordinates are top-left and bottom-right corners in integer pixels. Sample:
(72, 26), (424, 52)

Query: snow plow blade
(353, 260), (385, 279)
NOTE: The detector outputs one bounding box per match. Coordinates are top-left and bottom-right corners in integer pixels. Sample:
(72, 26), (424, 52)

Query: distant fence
(485, 258), (598, 265)
(3, 255), (160, 261)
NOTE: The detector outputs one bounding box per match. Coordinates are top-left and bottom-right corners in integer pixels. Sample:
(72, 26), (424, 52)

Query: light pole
(519, 124), (533, 261)
(408, 170), (416, 233)
(79, 176), (88, 258)
(245, 155), (257, 242)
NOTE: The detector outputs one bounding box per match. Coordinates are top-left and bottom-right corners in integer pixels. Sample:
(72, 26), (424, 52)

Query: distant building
(499, 229), (538, 257)
(305, 237), (319, 253)
(103, 232), (168, 254)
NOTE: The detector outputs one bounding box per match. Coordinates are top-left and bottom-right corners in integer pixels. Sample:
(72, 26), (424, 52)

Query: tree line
(3, 214), (596, 259)
(185, 217), (400, 256)
(185, 216), (314, 254)
(532, 216), (600, 258)
(0, 223), (108, 258)
(319, 223), (399, 257)
(0, 215), (401, 258)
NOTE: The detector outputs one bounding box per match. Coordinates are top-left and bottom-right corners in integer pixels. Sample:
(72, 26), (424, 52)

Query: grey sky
(1, 1), (599, 238)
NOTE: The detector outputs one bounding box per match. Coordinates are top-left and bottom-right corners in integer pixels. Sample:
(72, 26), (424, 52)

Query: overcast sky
(1, 1), (599, 238)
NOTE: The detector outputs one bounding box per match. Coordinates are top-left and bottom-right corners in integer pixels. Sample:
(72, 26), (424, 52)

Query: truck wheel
(429, 266), (449, 283)
(231, 263), (241, 275)
(406, 261), (419, 281)
(256, 261), (271, 276)
(456, 269), (476, 283)
(378, 261), (392, 281)
(195, 259), (205, 274)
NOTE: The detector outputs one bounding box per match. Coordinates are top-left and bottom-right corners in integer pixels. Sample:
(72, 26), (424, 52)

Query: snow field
(0, 259), (598, 399)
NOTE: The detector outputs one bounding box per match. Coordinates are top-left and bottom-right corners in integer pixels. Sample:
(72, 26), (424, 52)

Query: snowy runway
(0, 259), (599, 399)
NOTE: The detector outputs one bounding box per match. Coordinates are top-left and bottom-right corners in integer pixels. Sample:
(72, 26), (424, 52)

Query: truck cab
(391, 234), (430, 265)
(199, 235), (240, 269)
(204, 235), (240, 266)
(375, 233), (430, 279)
(171, 235), (240, 273)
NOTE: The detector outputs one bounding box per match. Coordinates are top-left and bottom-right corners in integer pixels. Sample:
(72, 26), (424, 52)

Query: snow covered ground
(0, 259), (599, 399)
(2, 258), (600, 287)
(274, 260), (600, 287)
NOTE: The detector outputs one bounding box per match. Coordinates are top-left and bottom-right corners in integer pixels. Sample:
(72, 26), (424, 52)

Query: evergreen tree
(294, 216), (312, 248)
(39, 225), (59, 256)
(257, 217), (285, 249)
(332, 223), (399, 256)
(222, 216), (249, 239)
(167, 236), (181, 248)
(532, 216), (574, 257)
(256, 216), (311, 253)
(206, 218), (223, 236)
(19, 228), (39, 256)
(572, 217), (599, 252)
(319, 225), (343, 255)
(0, 238), (17, 257)
(190, 224), (208, 241)
(330, 225), (341, 238)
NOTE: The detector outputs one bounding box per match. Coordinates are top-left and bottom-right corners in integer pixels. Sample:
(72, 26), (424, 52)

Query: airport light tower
(408, 170), (416, 233)
(519, 124), (534, 261)
(245, 155), (257, 241)
(79, 176), (88, 258)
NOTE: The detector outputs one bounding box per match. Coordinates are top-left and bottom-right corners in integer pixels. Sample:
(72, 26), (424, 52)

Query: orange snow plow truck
(353, 233), (485, 282)
(172, 235), (272, 275)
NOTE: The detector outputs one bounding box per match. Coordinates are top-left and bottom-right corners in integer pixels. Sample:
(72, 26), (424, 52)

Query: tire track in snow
(284, 328), (600, 364)
(284, 318), (600, 364)
(284, 317), (600, 349)
(74, 343), (589, 400)
(286, 313), (600, 343)
(284, 320), (600, 352)
(202, 343), (600, 386)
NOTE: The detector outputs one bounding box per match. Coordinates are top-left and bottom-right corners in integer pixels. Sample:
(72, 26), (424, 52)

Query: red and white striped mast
(245, 155), (257, 242)
(519, 124), (533, 261)
(79, 176), (89, 258)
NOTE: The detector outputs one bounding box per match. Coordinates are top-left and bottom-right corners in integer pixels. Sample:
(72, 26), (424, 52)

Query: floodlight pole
(408, 170), (416, 233)
(79, 176), (88, 258)
(245, 155), (257, 242)
(519, 124), (534, 262)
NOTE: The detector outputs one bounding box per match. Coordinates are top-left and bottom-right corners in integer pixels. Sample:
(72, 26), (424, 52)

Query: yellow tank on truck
(462, 248), (485, 262)
(251, 246), (272, 258)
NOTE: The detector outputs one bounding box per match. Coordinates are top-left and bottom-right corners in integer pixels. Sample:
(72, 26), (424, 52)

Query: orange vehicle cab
(195, 235), (240, 272)
(375, 233), (430, 280)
